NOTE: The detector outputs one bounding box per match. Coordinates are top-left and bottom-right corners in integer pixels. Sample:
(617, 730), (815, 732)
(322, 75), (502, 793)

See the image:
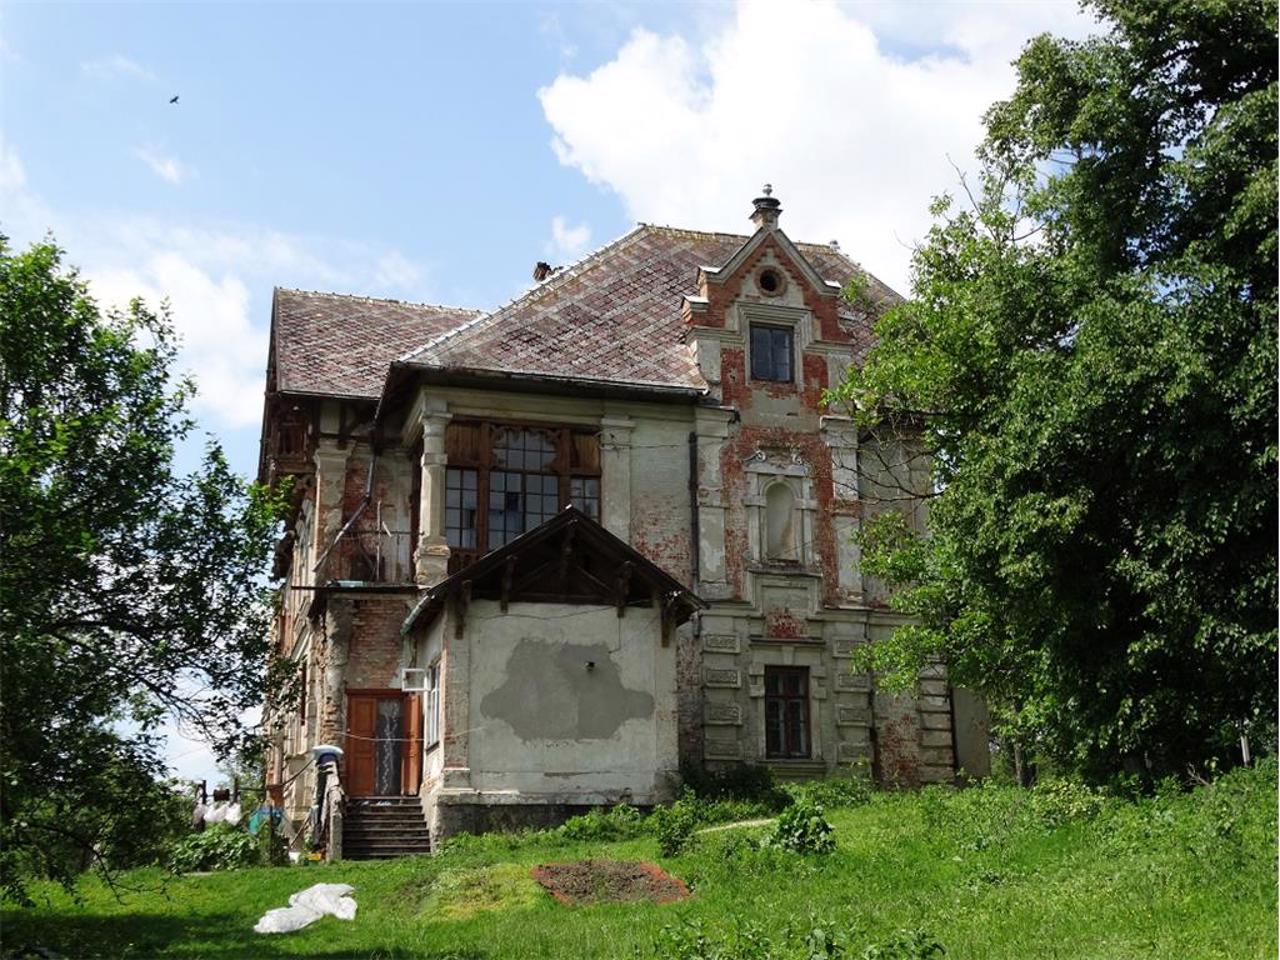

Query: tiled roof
(400, 225), (900, 392)
(271, 288), (483, 399)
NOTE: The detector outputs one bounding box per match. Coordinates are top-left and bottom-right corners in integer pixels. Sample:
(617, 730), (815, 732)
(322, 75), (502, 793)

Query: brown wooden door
(345, 692), (407, 796)
(403, 693), (422, 794)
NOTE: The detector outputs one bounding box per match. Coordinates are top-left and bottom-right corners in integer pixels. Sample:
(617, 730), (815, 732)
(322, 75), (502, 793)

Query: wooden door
(345, 692), (407, 796)
(403, 693), (422, 794)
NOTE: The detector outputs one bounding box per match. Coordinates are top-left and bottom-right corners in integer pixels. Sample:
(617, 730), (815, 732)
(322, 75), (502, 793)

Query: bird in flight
(169, 95), (179, 104)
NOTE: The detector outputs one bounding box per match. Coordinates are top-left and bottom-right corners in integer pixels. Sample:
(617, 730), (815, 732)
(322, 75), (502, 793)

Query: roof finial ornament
(750, 184), (782, 230)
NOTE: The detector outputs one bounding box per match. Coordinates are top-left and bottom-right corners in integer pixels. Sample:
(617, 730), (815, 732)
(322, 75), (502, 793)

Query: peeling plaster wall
(626, 417), (695, 585)
(462, 600), (677, 800)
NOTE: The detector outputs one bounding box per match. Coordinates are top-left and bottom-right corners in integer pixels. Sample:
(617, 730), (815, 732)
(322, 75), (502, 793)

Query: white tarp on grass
(254, 883), (358, 934)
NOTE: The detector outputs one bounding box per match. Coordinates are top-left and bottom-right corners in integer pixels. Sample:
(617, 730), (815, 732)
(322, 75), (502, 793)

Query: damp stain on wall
(479, 638), (654, 742)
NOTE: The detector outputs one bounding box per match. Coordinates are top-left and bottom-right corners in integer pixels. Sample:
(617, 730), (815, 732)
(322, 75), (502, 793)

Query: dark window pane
(751, 326), (772, 379)
(764, 666), (810, 759)
(750, 325), (793, 382)
(772, 329), (792, 381)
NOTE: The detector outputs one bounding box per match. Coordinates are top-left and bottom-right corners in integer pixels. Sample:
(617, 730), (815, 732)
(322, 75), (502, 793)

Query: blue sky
(1, 0), (1095, 783)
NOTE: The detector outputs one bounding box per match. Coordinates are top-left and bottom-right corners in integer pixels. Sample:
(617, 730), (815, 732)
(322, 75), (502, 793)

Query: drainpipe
(688, 431), (700, 590)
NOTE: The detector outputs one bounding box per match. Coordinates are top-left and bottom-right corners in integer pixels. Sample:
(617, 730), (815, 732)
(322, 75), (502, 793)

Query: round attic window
(758, 267), (784, 296)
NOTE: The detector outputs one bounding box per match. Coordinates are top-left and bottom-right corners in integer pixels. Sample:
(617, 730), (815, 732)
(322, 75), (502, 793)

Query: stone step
(345, 839), (435, 855)
(345, 823), (430, 834)
(347, 798), (422, 807)
(346, 832), (426, 840)
(345, 844), (433, 857)
(344, 850), (433, 860)
(344, 815), (427, 825)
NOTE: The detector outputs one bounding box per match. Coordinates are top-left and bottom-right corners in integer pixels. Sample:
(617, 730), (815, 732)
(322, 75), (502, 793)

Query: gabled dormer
(684, 188), (857, 417)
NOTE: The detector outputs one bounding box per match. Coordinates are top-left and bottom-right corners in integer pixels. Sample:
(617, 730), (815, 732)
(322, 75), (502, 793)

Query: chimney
(533, 261), (555, 282)
(750, 183), (781, 230)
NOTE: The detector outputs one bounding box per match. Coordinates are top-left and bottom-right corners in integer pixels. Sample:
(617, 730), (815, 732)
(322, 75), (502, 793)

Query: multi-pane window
(750, 324), (794, 382)
(570, 476), (600, 517)
(442, 421), (602, 572)
(445, 468), (477, 549)
(764, 666), (810, 759)
(424, 661), (440, 749)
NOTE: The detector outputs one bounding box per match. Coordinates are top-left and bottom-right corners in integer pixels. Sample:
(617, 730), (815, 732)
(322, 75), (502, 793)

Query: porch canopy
(401, 505), (704, 641)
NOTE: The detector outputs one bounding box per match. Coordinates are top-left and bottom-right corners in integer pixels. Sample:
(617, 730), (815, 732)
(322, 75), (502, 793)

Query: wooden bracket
(500, 555), (517, 613)
(558, 522), (576, 589)
(454, 580), (472, 639)
(615, 560), (633, 618)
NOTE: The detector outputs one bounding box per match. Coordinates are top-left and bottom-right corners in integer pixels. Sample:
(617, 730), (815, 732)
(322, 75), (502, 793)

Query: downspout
(687, 431), (700, 590)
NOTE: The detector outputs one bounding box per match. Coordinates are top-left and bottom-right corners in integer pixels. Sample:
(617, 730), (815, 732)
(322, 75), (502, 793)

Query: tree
(831, 0), (1277, 783)
(0, 237), (289, 900)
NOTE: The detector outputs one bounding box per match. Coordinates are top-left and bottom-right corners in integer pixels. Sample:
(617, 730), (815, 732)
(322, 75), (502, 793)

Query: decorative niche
(744, 448), (815, 568)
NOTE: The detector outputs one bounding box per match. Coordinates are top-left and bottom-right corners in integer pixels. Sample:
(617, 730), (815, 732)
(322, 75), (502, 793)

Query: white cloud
(1, 143), (433, 432)
(134, 145), (191, 185)
(374, 250), (425, 292)
(548, 215), (592, 262)
(81, 54), (156, 82)
(87, 257), (262, 428)
(539, 0), (1097, 294)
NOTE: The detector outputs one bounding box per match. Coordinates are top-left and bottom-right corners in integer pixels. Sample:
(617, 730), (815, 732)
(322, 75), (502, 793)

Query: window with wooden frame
(750, 324), (794, 382)
(764, 666), (811, 759)
(444, 421), (601, 572)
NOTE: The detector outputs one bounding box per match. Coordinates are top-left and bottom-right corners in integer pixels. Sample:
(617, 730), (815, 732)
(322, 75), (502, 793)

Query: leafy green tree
(831, 0), (1277, 782)
(0, 237), (288, 900)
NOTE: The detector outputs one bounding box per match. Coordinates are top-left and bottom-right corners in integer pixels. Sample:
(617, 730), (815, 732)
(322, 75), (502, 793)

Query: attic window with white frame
(750, 324), (794, 382)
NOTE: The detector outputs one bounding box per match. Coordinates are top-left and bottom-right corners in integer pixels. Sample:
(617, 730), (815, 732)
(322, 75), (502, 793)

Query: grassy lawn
(3, 762), (1274, 960)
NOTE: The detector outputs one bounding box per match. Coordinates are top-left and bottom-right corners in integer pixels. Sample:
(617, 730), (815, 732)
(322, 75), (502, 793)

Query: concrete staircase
(343, 796), (431, 860)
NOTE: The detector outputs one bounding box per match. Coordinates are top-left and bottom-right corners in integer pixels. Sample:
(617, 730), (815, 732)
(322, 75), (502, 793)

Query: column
(414, 409), (453, 586)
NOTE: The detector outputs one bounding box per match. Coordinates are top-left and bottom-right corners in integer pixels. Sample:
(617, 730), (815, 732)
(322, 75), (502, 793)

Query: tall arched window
(765, 482), (797, 561)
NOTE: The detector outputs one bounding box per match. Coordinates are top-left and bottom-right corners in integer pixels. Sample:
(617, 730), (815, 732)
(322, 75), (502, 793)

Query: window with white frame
(425, 660), (441, 749)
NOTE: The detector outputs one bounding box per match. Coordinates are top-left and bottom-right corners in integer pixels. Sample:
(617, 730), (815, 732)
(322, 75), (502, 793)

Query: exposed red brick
(764, 607), (806, 639)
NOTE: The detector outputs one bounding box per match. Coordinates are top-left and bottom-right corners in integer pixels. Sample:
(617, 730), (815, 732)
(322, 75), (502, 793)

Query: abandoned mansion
(259, 190), (990, 856)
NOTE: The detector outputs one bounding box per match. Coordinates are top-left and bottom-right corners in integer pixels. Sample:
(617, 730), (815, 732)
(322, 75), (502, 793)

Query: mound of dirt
(530, 859), (689, 907)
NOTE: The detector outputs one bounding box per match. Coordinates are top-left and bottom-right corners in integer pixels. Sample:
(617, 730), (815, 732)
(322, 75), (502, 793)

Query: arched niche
(764, 481), (798, 562)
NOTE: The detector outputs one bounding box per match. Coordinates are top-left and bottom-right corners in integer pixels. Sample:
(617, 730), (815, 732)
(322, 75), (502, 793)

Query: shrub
(681, 762), (791, 810)
(558, 804), (644, 842)
(763, 798), (835, 854)
(859, 929), (946, 959)
(690, 796), (779, 826)
(256, 819), (289, 866)
(788, 774), (872, 810)
(1029, 778), (1107, 828)
(167, 824), (259, 873)
(649, 796), (703, 858)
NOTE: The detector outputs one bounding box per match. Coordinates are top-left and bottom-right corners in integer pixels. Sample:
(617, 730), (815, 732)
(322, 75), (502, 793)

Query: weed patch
(425, 863), (542, 921)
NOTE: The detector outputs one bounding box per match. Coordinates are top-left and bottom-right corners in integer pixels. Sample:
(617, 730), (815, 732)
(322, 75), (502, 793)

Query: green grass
(3, 762), (1275, 959)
